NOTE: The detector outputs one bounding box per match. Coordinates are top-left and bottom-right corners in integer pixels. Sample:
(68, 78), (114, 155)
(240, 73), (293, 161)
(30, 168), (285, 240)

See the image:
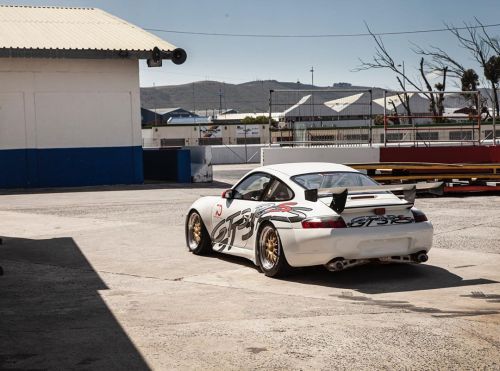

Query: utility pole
(310, 67), (315, 124)
(218, 87), (223, 115)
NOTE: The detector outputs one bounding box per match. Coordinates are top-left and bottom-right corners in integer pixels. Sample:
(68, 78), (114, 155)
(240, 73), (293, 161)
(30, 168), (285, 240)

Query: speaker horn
(147, 46), (163, 67)
(171, 48), (187, 65)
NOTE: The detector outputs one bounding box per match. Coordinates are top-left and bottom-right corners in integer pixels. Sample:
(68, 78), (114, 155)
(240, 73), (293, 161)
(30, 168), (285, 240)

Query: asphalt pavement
(0, 164), (499, 370)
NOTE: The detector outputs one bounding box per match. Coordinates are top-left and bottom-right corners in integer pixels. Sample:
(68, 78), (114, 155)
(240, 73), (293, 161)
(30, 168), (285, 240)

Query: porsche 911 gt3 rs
(185, 162), (434, 277)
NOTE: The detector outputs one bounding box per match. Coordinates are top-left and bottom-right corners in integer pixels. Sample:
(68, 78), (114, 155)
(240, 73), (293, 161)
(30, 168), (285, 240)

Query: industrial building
(0, 5), (185, 188)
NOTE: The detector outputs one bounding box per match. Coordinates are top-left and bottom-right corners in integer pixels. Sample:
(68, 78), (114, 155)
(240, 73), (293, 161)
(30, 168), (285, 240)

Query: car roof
(253, 162), (359, 177)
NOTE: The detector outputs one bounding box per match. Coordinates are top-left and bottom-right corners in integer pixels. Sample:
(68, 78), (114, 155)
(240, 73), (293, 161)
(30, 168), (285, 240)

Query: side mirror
(222, 189), (234, 199)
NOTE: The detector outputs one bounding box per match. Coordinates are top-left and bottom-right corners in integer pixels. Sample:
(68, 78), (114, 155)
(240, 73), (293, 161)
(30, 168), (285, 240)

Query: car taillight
(302, 217), (347, 229)
(411, 208), (428, 223)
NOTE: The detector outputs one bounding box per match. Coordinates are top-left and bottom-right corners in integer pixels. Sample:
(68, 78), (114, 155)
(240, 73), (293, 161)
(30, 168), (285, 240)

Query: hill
(140, 80), (377, 113)
(140, 80), (498, 114)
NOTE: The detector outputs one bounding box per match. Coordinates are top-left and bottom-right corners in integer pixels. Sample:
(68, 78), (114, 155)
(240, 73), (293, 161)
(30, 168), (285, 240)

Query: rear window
(292, 172), (379, 190)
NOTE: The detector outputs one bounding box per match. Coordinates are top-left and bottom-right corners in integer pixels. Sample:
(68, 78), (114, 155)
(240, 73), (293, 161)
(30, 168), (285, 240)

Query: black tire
(257, 223), (291, 277)
(186, 211), (212, 255)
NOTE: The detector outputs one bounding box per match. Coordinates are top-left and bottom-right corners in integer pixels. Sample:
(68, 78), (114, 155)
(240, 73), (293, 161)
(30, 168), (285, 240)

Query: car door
(211, 172), (272, 251)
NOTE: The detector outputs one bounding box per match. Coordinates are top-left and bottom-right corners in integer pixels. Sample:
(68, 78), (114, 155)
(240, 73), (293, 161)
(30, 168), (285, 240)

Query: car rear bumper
(278, 222), (433, 267)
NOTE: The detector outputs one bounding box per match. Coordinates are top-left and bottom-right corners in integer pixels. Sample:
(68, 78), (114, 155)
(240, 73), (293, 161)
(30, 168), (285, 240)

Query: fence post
(477, 91), (481, 145)
(494, 106), (497, 145)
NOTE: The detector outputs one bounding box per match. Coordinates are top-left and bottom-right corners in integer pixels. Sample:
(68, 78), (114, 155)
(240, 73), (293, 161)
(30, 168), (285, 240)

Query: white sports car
(185, 162), (434, 277)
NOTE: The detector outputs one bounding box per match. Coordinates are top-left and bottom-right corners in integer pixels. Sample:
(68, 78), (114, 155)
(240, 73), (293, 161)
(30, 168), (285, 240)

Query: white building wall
(0, 58), (141, 150)
(0, 58), (143, 187)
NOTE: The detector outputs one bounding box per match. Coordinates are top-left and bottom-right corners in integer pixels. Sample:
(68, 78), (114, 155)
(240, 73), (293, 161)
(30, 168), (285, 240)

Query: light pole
(310, 67), (315, 125)
(397, 61), (405, 90)
(398, 61), (413, 143)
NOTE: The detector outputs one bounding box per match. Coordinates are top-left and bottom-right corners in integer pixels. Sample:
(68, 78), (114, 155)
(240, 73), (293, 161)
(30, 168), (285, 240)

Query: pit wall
(380, 146), (500, 164)
(261, 146), (500, 166)
(261, 147), (380, 166)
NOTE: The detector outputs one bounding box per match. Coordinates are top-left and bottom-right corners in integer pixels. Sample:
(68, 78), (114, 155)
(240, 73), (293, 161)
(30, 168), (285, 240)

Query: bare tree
(354, 24), (421, 94)
(445, 21), (500, 117)
(435, 66), (448, 117)
(418, 57), (438, 117)
(355, 24), (453, 124)
(412, 43), (465, 78)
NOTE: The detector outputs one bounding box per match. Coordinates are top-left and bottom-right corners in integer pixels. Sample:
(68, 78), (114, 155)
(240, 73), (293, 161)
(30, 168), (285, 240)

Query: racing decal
(211, 202), (312, 251)
(215, 204), (223, 217)
(347, 215), (413, 228)
(211, 209), (250, 250)
(255, 202), (312, 223)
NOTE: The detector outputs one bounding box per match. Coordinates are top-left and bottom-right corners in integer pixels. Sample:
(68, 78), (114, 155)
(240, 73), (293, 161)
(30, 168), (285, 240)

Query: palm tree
(484, 55), (500, 117)
(461, 69), (480, 111)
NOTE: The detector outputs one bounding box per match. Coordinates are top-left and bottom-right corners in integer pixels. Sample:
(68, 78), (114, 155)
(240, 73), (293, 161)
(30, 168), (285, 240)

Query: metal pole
(493, 91), (497, 145)
(310, 67), (315, 126)
(244, 120), (248, 163)
(477, 91), (482, 145)
(383, 90), (387, 147)
(268, 90), (273, 147)
(369, 89), (373, 147)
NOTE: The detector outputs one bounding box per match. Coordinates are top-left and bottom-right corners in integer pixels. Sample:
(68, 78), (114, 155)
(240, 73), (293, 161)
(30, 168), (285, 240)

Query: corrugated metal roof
(0, 5), (177, 57)
(324, 93), (364, 112)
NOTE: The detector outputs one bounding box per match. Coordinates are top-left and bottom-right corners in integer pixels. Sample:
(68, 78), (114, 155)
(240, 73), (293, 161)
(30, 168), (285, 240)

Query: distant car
(185, 162), (434, 277)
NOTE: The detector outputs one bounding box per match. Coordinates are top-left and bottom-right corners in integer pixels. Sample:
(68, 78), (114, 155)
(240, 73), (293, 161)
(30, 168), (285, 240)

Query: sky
(3, 0), (500, 88)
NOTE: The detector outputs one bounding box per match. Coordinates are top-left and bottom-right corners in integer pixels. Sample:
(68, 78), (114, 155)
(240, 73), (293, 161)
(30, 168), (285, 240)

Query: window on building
(449, 131), (473, 140)
(415, 132), (439, 140)
(199, 137), (223, 145)
(160, 138), (186, 147)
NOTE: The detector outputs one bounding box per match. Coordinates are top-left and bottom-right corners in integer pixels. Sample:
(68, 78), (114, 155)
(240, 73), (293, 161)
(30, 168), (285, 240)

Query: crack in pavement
(434, 217), (500, 236)
(334, 293), (500, 318)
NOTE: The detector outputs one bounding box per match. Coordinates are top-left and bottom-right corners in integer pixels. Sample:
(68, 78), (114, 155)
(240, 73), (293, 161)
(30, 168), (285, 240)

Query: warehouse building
(0, 5), (185, 188)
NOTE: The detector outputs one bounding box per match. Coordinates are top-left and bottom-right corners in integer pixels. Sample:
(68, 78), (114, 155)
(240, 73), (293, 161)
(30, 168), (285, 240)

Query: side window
(263, 179), (294, 201)
(233, 173), (272, 201)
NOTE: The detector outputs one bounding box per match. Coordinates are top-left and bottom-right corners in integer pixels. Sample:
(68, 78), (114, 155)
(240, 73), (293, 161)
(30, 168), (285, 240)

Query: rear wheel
(186, 211), (211, 255)
(258, 224), (291, 277)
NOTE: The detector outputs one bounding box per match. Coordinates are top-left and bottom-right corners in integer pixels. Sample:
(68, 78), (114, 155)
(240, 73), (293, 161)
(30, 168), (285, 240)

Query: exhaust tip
(326, 258), (346, 272)
(416, 252), (428, 263)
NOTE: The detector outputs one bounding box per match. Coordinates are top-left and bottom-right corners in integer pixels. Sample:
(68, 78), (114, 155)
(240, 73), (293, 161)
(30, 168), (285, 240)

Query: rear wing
(304, 182), (443, 214)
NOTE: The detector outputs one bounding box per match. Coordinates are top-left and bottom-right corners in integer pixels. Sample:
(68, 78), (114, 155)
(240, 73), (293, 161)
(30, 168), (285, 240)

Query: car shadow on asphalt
(209, 251), (497, 295)
(206, 250), (261, 270)
(282, 263), (499, 295)
(0, 236), (150, 371)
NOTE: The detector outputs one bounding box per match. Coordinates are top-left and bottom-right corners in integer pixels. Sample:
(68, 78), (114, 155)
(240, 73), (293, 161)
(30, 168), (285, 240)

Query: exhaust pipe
(416, 252), (428, 263)
(325, 258), (369, 272)
(333, 261), (344, 271)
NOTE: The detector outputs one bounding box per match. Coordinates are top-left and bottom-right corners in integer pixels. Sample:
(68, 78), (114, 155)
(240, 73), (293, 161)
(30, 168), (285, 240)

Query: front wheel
(258, 224), (291, 277)
(186, 211), (211, 255)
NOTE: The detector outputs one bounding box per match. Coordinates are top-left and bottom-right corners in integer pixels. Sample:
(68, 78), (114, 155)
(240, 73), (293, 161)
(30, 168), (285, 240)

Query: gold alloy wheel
(265, 232), (278, 264)
(188, 213), (202, 249)
(260, 226), (280, 270)
(192, 220), (201, 244)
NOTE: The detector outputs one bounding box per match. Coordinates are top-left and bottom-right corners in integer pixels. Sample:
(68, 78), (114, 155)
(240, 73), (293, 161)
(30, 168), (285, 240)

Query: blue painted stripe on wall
(0, 146), (143, 188)
(176, 149), (192, 183)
